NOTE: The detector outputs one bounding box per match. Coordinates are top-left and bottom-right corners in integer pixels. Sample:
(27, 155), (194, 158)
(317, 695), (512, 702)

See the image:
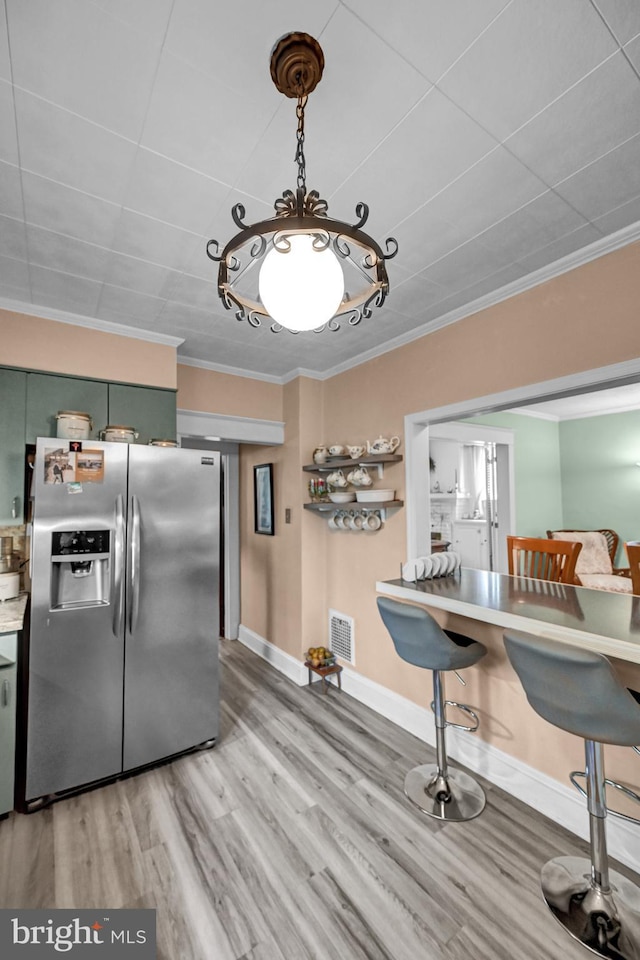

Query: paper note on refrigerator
(43, 447), (75, 484)
(75, 449), (104, 483)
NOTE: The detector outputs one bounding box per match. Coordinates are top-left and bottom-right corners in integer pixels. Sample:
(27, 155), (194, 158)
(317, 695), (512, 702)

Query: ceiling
(2, 0), (640, 382)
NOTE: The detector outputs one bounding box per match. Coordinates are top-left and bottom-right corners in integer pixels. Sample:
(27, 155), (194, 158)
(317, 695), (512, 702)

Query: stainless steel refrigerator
(22, 438), (220, 806)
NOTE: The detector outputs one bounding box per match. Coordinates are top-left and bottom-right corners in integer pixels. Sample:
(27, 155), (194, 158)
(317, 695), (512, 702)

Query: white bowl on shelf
(328, 491), (356, 503)
(356, 489), (394, 502)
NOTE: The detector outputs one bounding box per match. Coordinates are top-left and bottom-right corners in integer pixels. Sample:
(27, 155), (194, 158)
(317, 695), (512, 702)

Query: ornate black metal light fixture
(206, 32), (398, 333)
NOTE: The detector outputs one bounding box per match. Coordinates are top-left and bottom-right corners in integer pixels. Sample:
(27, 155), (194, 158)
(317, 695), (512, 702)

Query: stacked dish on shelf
(401, 552), (461, 582)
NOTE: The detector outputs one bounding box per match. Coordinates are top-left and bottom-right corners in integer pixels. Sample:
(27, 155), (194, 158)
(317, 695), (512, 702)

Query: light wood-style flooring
(1, 638), (637, 959)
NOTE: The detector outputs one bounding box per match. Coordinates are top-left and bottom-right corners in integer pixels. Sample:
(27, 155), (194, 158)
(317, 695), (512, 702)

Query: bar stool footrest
(429, 700), (480, 733)
(570, 770), (640, 826)
(541, 855), (640, 960)
(404, 763), (486, 822)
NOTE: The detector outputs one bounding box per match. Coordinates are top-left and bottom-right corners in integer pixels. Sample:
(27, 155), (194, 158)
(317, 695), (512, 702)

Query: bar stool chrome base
(404, 763), (486, 822)
(541, 856), (640, 960)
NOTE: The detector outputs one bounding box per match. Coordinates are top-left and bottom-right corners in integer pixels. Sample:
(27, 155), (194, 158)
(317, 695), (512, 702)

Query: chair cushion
(577, 574), (632, 594)
(551, 531), (612, 575)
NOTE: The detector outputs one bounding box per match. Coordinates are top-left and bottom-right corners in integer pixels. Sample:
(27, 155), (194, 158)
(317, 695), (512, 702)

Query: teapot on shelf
(347, 467), (373, 487)
(326, 469), (348, 488)
(366, 435), (400, 455)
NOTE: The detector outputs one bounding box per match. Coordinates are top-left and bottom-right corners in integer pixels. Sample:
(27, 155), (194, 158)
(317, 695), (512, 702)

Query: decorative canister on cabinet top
(56, 411), (92, 440)
(99, 425), (139, 443)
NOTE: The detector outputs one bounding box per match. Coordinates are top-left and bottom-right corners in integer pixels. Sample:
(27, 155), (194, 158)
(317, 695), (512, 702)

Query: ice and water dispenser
(50, 530), (111, 609)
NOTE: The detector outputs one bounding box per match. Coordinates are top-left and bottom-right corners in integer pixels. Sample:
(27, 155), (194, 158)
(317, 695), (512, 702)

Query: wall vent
(328, 609), (354, 664)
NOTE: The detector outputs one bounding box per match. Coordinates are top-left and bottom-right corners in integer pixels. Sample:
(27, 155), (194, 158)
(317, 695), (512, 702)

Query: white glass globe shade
(259, 233), (344, 331)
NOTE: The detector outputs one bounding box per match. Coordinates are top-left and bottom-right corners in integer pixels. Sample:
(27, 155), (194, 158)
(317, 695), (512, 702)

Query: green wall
(462, 408), (640, 565)
(559, 410), (640, 563)
(465, 412), (564, 537)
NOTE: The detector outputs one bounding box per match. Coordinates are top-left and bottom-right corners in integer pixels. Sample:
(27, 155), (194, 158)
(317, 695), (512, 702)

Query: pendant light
(206, 32), (398, 334)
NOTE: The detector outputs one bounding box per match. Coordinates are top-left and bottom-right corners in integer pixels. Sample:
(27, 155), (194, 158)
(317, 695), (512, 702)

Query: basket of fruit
(305, 646), (336, 668)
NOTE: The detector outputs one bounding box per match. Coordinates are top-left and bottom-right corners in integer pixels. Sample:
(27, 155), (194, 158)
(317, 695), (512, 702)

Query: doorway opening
(180, 437), (239, 640)
(428, 423), (515, 573)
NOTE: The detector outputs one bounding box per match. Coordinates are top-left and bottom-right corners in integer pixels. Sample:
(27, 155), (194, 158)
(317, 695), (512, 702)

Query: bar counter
(376, 569), (640, 664)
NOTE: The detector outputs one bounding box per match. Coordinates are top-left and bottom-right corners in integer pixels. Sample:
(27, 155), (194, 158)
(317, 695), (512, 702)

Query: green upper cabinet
(0, 369), (27, 525)
(0, 372), (177, 524)
(108, 384), (177, 445)
(26, 373), (108, 443)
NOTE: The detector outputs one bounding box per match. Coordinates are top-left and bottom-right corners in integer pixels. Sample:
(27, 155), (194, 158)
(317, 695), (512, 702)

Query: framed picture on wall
(254, 463), (274, 536)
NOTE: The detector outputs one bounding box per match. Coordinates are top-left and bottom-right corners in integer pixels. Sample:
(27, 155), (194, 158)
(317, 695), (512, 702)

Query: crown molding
(177, 354), (325, 385)
(505, 407), (560, 421)
(559, 398), (640, 420)
(512, 395), (640, 422)
(177, 354), (286, 384)
(0, 297), (184, 347)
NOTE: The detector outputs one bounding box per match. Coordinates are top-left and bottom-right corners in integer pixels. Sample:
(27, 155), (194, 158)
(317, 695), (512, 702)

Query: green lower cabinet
(26, 373), (108, 443)
(108, 384), (177, 445)
(0, 369), (27, 524)
(0, 634), (17, 816)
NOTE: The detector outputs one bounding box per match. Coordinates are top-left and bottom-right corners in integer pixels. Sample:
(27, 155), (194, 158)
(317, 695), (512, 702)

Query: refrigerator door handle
(129, 494), (141, 633)
(1, 679), (10, 708)
(112, 494), (125, 638)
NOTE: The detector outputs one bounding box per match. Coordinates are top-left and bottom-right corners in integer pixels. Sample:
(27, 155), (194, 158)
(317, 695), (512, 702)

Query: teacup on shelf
(326, 469), (348, 487)
(347, 467), (373, 487)
(363, 512), (381, 531)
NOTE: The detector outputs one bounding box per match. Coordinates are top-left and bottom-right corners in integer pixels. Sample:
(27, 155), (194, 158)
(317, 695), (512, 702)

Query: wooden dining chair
(626, 541), (640, 595)
(507, 536), (582, 584)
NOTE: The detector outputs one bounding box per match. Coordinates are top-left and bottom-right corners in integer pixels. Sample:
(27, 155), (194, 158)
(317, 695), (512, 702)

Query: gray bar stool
(504, 630), (640, 960)
(377, 596), (487, 821)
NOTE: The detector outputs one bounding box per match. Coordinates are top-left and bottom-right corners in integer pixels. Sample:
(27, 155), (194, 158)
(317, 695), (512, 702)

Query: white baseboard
(237, 625), (308, 685)
(237, 625), (640, 875)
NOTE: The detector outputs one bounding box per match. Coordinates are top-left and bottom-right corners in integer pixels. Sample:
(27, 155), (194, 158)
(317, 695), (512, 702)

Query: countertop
(376, 569), (640, 664)
(0, 593), (29, 633)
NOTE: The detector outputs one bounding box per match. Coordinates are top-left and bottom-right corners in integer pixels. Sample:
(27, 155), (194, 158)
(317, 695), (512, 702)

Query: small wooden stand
(305, 660), (343, 694)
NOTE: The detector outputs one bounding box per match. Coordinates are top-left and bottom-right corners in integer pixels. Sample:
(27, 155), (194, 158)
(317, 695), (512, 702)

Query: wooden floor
(1, 639), (636, 960)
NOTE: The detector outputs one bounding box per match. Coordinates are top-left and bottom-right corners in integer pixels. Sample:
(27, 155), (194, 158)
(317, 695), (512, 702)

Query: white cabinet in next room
(452, 520), (490, 570)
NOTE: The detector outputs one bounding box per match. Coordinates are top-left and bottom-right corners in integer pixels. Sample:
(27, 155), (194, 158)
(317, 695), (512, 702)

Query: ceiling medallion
(206, 32), (398, 333)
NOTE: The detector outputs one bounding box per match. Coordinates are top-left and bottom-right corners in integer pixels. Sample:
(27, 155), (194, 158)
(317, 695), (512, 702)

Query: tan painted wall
(239, 380), (301, 658)
(177, 363), (283, 421)
(0, 309), (176, 387)
(240, 240), (640, 797)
